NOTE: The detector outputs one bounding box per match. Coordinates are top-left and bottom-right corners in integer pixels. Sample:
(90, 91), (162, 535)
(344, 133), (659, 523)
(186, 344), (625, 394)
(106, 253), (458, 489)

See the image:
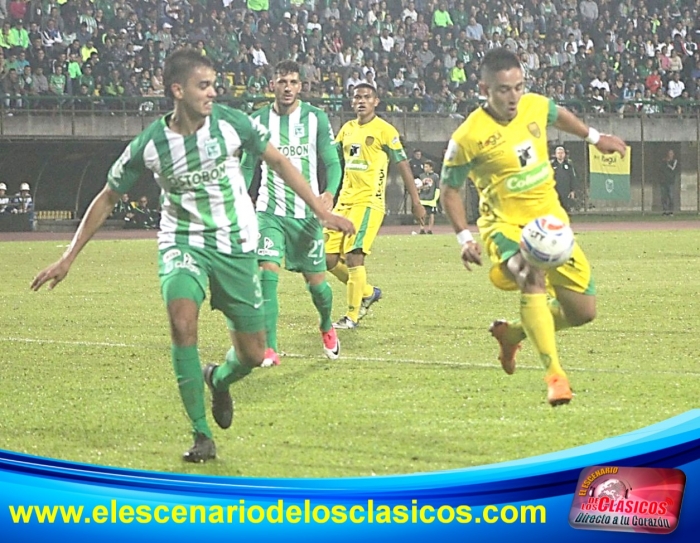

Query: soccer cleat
(489, 320), (522, 375)
(203, 364), (234, 429)
(182, 433), (216, 463)
(333, 316), (358, 329)
(358, 286), (382, 320)
(260, 347), (280, 367)
(545, 374), (573, 406)
(321, 327), (340, 359)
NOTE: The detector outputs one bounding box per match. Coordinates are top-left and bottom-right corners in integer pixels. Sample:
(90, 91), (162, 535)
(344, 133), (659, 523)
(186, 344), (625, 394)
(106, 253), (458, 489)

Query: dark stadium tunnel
(0, 141), (159, 218)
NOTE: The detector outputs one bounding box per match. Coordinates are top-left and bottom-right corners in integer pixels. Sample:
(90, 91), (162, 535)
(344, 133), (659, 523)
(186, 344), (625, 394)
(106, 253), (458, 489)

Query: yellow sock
(503, 298), (573, 344)
(548, 298), (573, 331)
(346, 266), (367, 322)
(520, 293), (565, 377)
(362, 283), (374, 299)
(329, 262), (349, 284)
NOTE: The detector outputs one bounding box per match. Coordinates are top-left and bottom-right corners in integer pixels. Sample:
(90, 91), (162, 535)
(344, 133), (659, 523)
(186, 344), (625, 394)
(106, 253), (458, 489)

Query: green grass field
(1, 229), (700, 478)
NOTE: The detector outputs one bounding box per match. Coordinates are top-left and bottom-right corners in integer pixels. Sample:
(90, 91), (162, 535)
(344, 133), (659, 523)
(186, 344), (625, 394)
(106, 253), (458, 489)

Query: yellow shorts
(324, 204), (384, 256)
(481, 222), (595, 295)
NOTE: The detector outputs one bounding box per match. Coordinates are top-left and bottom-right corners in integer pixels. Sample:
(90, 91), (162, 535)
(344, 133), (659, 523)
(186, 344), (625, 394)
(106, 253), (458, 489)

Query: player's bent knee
(235, 331), (266, 367)
(260, 261), (280, 273)
(345, 250), (365, 267)
(569, 307), (596, 327)
(326, 253), (340, 270)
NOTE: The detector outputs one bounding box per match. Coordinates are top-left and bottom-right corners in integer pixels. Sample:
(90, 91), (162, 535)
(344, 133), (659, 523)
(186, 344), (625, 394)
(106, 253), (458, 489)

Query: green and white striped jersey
(249, 101), (335, 219)
(107, 104), (270, 255)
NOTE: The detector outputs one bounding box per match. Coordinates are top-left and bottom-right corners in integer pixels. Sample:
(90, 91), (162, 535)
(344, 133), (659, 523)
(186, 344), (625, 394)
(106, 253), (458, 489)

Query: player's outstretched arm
(396, 159), (426, 223)
(441, 184), (482, 271)
(31, 185), (121, 291)
(554, 107), (627, 156)
(260, 142), (355, 235)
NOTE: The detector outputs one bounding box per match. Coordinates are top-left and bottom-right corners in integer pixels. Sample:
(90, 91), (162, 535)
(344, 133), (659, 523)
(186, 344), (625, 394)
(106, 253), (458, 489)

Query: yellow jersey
(441, 93), (566, 227)
(335, 115), (407, 212)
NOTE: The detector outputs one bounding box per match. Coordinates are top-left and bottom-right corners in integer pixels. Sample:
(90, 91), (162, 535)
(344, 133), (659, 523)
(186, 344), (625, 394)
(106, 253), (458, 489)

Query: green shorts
(158, 245), (264, 333)
(257, 212), (326, 273)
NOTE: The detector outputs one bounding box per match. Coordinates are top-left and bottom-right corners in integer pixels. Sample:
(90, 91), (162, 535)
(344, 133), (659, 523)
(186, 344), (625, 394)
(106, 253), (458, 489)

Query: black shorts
(422, 205), (437, 215)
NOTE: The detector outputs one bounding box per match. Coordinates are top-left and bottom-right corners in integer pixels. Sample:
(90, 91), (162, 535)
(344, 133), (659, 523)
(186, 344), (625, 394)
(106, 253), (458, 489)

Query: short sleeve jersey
(107, 104), (270, 255)
(335, 115), (407, 212)
(247, 101), (337, 219)
(441, 93), (563, 226)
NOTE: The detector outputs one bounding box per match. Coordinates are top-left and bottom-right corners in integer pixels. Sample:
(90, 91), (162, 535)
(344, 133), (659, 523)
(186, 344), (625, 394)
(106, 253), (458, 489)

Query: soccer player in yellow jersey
(325, 83), (425, 328)
(441, 49), (626, 405)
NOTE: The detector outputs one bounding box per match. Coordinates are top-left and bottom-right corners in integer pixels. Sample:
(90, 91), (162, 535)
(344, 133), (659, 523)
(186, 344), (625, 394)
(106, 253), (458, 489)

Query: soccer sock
(328, 261), (349, 284)
(261, 269), (279, 351)
(213, 347), (253, 390)
(308, 281), (334, 332)
(346, 266), (367, 322)
(548, 298), (573, 332)
(519, 293), (565, 377)
(171, 345), (211, 438)
(502, 298), (573, 344)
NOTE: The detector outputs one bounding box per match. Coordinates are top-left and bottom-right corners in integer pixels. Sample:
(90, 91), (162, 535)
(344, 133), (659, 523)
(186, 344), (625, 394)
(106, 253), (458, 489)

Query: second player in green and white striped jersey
(248, 97), (339, 218)
(108, 103), (269, 255)
(241, 60), (343, 363)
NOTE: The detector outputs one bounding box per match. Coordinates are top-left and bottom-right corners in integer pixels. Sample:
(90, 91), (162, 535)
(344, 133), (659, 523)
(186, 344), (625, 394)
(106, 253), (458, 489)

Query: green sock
(261, 269), (279, 351)
(308, 281), (333, 332)
(213, 347), (253, 390)
(171, 345), (211, 438)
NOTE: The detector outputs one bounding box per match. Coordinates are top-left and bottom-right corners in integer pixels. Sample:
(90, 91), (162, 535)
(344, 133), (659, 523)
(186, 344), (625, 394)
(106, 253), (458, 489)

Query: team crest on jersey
(514, 141), (537, 168)
(527, 122), (541, 138)
(350, 144), (361, 157)
(294, 124), (305, 138)
(204, 139), (221, 160)
(365, 136), (375, 146)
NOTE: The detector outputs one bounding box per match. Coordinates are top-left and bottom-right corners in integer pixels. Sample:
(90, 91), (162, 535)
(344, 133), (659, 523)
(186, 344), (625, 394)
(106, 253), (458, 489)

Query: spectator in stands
(0, 183), (10, 213)
(11, 182), (32, 214)
(9, 18), (29, 50)
(124, 196), (159, 230)
(41, 18), (64, 53)
(2, 67), (23, 111)
(111, 192), (133, 220)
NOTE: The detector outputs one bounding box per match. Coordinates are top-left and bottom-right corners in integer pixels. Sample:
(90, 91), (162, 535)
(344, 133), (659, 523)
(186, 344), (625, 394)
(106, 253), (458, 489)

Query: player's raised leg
(505, 254), (572, 405)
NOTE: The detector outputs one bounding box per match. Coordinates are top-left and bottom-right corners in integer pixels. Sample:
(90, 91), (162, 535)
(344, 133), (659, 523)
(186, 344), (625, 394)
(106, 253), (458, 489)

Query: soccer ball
(414, 178), (423, 189)
(519, 215), (575, 269)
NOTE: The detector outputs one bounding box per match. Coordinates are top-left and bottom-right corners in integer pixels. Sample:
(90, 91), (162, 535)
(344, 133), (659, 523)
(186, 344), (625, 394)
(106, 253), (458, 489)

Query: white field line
(2, 337), (699, 378)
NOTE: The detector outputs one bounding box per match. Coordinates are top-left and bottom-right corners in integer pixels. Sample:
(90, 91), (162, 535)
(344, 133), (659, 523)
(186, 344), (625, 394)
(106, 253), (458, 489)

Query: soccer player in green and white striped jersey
(241, 60), (342, 362)
(31, 50), (354, 463)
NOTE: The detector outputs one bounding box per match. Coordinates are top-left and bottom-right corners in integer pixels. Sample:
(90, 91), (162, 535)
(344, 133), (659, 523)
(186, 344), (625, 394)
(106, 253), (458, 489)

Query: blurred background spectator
(1, 0), (700, 116)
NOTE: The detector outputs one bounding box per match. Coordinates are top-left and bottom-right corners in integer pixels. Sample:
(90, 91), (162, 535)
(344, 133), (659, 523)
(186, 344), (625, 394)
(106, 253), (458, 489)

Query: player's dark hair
(480, 48), (521, 80)
(275, 60), (300, 77)
(353, 82), (377, 96)
(163, 48), (214, 99)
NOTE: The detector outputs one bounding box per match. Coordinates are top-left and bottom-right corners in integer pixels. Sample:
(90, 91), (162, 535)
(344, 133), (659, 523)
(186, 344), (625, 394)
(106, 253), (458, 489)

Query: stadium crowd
(2, 0), (700, 116)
